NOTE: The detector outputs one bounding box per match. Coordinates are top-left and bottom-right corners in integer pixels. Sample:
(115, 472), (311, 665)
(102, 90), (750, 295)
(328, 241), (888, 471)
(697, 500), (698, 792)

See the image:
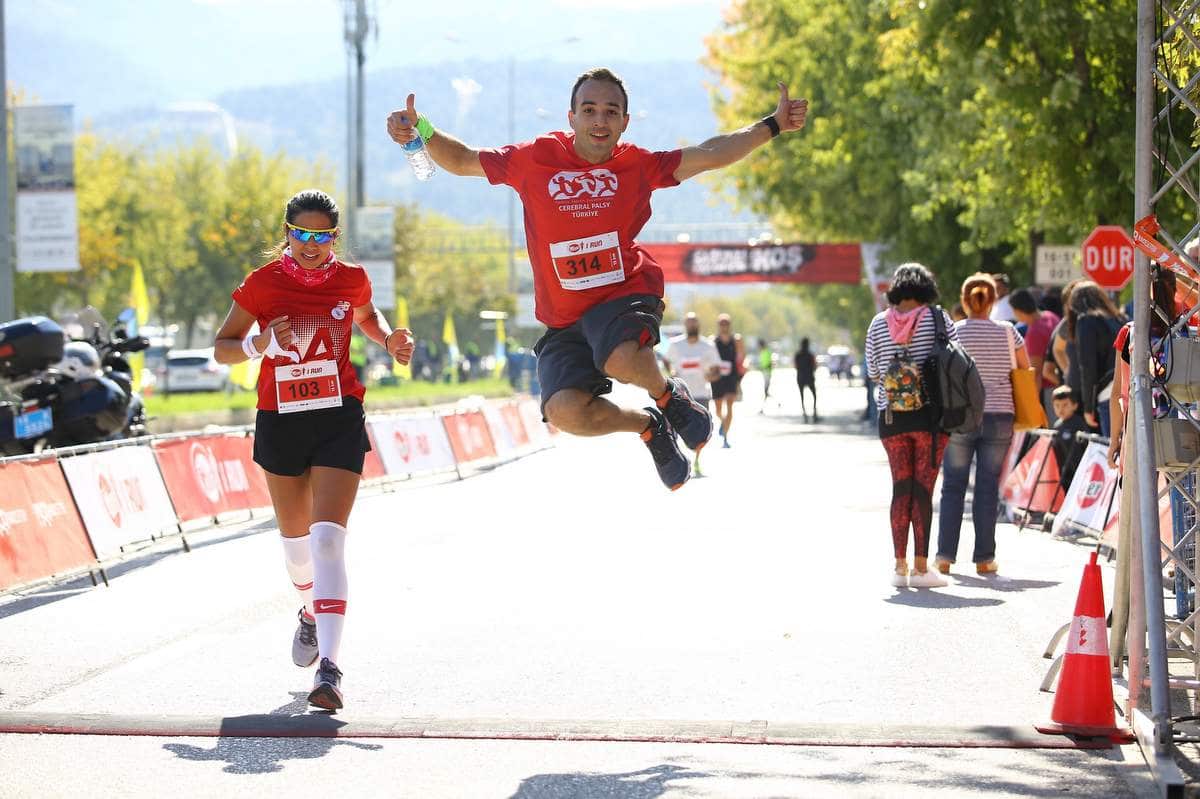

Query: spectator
(936, 273), (1028, 577)
(989, 273), (1017, 323)
(1009, 287), (1061, 419)
(758, 338), (773, 402)
(1068, 281), (1125, 436)
(1046, 279), (1085, 402)
(864, 263), (954, 589)
(1040, 286), (1064, 318)
(1051, 386), (1089, 491)
(794, 337), (817, 423)
(950, 303), (967, 323)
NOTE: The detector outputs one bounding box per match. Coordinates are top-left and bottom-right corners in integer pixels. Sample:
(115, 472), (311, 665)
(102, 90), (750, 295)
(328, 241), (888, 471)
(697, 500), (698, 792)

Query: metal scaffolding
(1131, 1), (1200, 794)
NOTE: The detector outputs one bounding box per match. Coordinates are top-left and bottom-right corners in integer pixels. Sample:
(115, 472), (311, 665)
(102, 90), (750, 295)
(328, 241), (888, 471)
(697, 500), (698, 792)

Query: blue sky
(10, 0), (730, 102)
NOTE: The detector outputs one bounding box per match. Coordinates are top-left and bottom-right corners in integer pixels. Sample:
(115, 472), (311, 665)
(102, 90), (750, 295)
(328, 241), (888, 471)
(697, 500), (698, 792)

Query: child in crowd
(1051, 385), (1089, 490)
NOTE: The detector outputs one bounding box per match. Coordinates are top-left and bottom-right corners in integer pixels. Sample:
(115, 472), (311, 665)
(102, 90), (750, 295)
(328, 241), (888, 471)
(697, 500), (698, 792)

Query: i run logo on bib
(275, 360), (342, 414)
(548, 231), (625, 291)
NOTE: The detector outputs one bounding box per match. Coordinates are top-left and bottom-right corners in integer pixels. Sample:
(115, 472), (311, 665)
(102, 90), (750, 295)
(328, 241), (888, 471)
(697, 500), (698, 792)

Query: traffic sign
(1035, 245), (1080, 287)
(1081, 226), (1135, 290)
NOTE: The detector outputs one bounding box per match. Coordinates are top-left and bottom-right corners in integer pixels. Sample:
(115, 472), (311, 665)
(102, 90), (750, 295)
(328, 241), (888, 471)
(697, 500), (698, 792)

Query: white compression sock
(280, 534), (314, 618)
(310, 521), (349, 665)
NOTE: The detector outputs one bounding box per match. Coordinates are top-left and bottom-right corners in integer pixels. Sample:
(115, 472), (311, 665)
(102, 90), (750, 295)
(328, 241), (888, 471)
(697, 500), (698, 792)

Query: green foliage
(393, 206), (515, 353)
(15, 136), (331, 334)
(705, 0), (1179, 307)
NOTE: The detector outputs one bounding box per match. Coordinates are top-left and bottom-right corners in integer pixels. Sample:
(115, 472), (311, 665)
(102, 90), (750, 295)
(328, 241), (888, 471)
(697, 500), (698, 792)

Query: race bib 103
(275, 360), (342, 414)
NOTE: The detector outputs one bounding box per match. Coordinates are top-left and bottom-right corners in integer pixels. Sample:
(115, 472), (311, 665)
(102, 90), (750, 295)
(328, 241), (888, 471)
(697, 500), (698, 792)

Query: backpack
(923, 308), (985, 434)
(882, 345), (926, 424)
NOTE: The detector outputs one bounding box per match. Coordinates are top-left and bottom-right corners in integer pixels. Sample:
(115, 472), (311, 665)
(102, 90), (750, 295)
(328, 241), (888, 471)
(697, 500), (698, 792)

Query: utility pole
(506, 57), (516, 294)
(344, 0), (370, 255)
(0, 0), (12, 321)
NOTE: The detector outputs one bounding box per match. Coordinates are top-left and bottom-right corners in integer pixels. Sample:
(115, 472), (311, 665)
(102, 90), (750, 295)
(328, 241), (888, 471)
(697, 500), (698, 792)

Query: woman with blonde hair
(936, 273), (1029, 576)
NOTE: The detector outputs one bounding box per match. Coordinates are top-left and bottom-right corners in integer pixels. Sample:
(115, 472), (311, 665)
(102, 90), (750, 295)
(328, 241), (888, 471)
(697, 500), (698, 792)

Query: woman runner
(213, 189), (414, 710)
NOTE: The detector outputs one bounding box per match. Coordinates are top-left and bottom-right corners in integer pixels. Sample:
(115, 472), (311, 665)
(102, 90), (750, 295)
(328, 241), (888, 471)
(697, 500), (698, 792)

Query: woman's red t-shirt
(232, 259), (373, 412)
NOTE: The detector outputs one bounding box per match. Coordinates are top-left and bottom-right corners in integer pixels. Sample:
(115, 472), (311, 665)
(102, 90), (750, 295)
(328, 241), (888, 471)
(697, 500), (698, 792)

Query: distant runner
(710, 313), (745, 448)
(664, 312), (721, 476)
(387, 68), (807, 488)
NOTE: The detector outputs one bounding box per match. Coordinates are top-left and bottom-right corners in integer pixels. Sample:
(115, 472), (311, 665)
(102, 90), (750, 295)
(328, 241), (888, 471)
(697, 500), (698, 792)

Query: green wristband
(416, 115), (435, 143)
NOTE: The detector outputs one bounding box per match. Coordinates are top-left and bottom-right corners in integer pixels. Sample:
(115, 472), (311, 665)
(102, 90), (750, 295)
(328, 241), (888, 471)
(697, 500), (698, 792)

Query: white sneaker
(891, 571), (908, 588)
(908, 569), (948, 588)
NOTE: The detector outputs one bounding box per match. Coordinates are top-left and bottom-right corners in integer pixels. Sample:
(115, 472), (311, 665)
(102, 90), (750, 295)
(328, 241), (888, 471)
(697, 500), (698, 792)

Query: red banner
(647, 242), (862, 284)
(0, 457), (96, 590)
(442, 411), (497, 463)
(361, 427), (386, 481)
(1001, 437), (1064, 515)
(153, 435), (271, 524)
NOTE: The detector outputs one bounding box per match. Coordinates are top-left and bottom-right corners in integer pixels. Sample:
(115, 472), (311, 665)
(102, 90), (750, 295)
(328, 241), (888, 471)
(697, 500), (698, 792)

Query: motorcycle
(0, 307), (149, 456)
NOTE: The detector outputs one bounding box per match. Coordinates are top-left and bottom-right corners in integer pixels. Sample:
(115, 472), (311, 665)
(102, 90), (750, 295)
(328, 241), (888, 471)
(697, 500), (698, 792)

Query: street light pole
(344, 0), (370, 255)
(0, 0), (12, 321)
(507, 57), (516, 295)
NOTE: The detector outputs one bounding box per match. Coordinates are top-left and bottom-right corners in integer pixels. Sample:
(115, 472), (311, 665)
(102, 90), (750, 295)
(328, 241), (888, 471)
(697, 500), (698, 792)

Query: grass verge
(144, 377), (515, 417)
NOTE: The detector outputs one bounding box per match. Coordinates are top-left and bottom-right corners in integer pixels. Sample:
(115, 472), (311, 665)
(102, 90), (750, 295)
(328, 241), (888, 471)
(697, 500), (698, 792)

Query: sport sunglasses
(287, 223), (339, 244)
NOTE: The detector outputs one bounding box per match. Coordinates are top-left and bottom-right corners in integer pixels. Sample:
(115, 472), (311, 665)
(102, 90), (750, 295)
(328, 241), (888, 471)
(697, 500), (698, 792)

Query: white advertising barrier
(518, 399), (553, 447)
(1052, 442), (1119, 537)
(368, 414), (457, 477)
(482, 404), (517, 457)
(59, 447), (179, 559)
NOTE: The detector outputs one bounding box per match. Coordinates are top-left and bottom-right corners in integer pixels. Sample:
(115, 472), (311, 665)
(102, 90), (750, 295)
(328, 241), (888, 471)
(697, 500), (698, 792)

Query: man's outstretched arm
(673, 83), (808, 183)
(386, 93), (486, 178)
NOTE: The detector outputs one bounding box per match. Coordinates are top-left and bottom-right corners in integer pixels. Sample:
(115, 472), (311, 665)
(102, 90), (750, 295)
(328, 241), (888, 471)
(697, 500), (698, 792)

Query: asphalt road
(0, 371), (1158, 797)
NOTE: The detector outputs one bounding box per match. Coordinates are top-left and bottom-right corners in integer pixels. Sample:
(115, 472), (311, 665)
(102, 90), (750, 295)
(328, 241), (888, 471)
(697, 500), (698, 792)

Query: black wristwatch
(761, 115), (781, 138)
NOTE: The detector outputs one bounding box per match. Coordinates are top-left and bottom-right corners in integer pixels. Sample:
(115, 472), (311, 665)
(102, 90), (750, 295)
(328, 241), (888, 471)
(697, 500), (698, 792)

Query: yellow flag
(494, 317), (507, 378)
(443, 313), (459, 383)
(229, 350), (260, 391)
(129, 263), (150, 393)
(392, 295), (412, 380)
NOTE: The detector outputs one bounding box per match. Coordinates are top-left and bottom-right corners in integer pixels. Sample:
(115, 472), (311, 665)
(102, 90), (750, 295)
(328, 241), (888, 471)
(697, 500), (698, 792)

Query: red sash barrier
(1002, 436), (1063, 515)
(152, 435), (271, 524)
(0, 457), (96, 590)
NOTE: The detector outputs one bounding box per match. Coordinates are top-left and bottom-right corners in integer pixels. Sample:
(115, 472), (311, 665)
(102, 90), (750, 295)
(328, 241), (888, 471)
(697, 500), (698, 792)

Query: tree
(705, 0), (1169, 308)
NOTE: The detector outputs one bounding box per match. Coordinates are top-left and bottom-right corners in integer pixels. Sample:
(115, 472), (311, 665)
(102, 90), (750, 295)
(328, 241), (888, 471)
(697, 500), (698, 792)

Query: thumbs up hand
(773, 82), (808, 134)
(386, 94), (420, 144)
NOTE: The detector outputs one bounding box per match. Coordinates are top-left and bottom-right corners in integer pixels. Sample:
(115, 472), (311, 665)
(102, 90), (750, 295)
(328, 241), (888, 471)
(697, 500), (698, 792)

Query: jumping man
(387, 68), (807, 489)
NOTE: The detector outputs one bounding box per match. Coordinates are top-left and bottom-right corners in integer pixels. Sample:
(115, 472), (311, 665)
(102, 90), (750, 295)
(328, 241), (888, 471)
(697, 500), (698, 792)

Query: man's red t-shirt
(232, 259), (373, 411)
(479, 131), (682, 328)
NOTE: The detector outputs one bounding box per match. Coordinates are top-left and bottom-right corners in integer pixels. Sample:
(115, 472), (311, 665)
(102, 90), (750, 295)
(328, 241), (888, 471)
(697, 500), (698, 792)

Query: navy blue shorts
(253, 396), (371, 477)
(534, 293), (665, 416)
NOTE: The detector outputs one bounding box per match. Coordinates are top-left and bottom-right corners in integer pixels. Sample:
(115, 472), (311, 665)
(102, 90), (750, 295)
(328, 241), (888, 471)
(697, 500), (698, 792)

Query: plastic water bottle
(403, 135), (436, 181)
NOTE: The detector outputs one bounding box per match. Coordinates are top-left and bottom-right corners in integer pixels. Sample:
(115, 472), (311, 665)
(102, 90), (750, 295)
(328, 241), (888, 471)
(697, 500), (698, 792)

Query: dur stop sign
(1082, 226), (1135, 291)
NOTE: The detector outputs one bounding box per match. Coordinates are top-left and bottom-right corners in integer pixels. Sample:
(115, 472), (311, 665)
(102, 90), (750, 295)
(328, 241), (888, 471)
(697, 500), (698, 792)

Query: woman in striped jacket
(864, 264), (956, 588)
(935, 273), (1029, 577)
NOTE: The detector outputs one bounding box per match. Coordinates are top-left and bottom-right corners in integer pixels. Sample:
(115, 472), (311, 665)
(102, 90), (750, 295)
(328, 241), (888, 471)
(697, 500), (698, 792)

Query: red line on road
(0, 713), (1115, 749)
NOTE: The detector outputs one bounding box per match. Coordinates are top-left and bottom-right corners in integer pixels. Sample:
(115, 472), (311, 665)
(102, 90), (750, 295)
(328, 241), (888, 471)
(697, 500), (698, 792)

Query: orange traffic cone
(1037, 552), (1133, 742)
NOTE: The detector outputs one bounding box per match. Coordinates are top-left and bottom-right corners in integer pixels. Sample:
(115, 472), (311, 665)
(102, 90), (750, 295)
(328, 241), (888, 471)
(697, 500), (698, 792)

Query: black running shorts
(253, 396), (371, 477)
(534, 293), (665, 417)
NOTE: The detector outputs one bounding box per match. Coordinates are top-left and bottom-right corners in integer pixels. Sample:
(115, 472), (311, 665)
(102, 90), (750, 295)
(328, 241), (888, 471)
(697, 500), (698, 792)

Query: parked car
(162, 348), (230, 393)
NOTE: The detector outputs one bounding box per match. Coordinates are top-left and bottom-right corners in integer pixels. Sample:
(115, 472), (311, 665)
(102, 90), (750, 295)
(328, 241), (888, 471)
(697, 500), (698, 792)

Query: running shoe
(908, 569), (948, 588)
(641, 406), (690, 491)
(292, 608), (319, 667)
(657, 377), (713, 451)
(308, 657), (343, 710)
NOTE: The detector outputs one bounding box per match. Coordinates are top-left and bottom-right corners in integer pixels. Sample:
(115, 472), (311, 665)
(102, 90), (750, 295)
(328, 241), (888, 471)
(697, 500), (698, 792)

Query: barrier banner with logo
(482, 404), (517, 457)
(1001, 436), (1063, 516)
(500, 402), (531, 448)
(0, 457), (95, 590)
(518, 399), (552, 447)
(152, 435), (270, 524)
(59, 448), (179, 558)
(442, 411), (497, 463)
(1051, 443), (1119, 537)
(997, 432), (1029, 499)
(368, 415), (457, 477)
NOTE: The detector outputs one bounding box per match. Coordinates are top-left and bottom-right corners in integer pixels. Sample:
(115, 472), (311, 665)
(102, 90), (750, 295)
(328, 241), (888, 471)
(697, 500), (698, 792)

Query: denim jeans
(937, 413), (1015, 564)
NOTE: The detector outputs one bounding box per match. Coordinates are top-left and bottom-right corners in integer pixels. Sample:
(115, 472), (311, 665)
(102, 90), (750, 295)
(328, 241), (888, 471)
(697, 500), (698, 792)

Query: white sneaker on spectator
(908, 569), (948, 588)
(891, 571), (908, 588)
